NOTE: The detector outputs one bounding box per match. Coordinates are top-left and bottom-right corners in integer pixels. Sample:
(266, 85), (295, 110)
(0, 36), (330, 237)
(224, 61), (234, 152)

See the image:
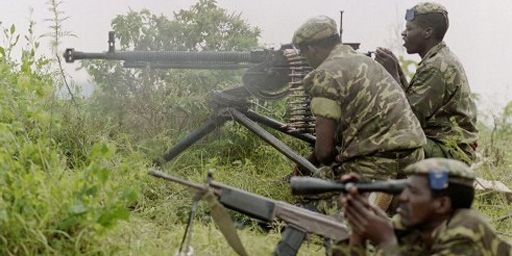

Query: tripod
(156, 86), (318, 175)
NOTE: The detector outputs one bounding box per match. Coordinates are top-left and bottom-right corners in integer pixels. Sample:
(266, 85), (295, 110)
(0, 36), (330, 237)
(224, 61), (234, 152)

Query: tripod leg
(159, 116), (228, 164)
(245, 110), (316, 145)
(229, 108), (318, 175)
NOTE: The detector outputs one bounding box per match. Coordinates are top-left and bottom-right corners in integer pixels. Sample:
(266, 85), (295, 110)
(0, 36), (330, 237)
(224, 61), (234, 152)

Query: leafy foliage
(83, 0), (261, 156)
(0, 22), (144, 256)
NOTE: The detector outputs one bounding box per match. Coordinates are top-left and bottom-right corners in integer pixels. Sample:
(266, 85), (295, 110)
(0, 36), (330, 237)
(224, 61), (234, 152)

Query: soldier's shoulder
(448, 209), (490, 228)
(321, 44), (369, 68)
(443, 209), (512, 255)
(421, 46), (463, 73)
(303, 69), (338, 92)
(439, 209), (496, 242)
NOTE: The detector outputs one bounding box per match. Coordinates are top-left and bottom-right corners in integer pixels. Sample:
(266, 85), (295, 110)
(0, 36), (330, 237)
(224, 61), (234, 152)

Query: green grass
(473, 129), (512, 241)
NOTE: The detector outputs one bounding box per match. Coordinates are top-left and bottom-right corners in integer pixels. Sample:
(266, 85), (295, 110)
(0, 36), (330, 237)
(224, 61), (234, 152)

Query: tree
(83, 0), (261, 143)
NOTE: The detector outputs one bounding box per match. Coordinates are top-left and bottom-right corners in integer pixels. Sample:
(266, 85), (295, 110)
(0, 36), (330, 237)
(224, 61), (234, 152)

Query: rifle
(149, 169), (349, 256)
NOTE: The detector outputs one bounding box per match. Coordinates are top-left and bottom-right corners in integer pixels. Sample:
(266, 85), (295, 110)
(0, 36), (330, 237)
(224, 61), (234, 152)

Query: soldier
(342, 158), (512, 255)
(375, 2), (478, 164)
(291, 16), (425, 191)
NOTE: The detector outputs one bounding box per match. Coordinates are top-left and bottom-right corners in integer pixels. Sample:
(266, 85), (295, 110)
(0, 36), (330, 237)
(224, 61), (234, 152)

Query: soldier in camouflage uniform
(375, 2), (478, 164)
(291, 16), (426, 216)
(292, 16), (425, 183)
(342, 158), (512, 255)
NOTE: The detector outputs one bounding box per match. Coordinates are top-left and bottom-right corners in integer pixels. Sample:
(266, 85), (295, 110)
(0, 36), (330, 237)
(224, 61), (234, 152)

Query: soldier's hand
(340, 173), (361, 183)
(377, 47), (399, 62)
(375, 48), (400, 80)
(291, 164), (308, 177)
(342, 186), (398, 247)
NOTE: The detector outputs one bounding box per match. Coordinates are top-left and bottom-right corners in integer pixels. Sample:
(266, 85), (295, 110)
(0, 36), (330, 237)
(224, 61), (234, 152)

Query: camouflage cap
(404, 158), (475, 188)
(406, 2), (448, 22)
(292, 16), (338, 46)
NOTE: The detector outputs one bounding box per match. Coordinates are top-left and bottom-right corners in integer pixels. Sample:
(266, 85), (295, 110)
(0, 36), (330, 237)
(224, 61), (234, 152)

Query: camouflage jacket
(377, 209), (512, 256)
(404, 42), (478, 158)
(305, 44), (426, 163)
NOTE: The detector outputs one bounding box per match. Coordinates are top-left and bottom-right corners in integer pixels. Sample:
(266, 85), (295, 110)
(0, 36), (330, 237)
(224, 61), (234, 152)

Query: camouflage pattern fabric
(413, 2), (448, 16)
(403, 157), (475, 186)
(300, 44), (426, 241)
(292, 15), (338, 46)
(376, 209), (512, 256)
(404, 42), (478, 164)
(304, 43), (426, 180)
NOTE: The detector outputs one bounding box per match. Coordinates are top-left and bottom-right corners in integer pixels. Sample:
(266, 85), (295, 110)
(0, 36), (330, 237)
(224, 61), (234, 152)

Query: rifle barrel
(148, 169), (205, 191)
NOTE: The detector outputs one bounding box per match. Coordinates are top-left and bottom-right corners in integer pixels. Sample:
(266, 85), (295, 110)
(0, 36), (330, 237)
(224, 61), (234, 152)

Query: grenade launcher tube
(290, 176), (407, 195)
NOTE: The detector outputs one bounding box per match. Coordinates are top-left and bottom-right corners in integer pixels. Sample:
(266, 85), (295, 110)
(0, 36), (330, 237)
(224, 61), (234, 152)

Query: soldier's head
(397, 158), (475, 229)
(292, 16), (340, 68)
(401, 2), (449, 55)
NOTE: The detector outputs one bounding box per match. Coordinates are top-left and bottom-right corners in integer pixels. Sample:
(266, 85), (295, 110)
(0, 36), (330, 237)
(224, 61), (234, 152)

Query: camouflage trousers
(424, 138), (476, 165)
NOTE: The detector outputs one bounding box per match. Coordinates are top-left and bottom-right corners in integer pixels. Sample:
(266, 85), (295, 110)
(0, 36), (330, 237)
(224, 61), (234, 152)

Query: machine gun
(64, 31), (320, 175)
(149, 169), (349, 256)
(63, 11), (367, 174)
(64, 31), (302, 100)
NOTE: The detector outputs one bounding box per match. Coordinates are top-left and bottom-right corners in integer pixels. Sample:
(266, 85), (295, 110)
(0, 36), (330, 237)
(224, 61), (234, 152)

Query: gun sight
(290, 177), (407, 195)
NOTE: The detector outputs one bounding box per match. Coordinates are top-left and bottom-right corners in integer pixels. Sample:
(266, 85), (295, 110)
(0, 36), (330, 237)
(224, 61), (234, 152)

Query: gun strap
(203, 189), (249, 256)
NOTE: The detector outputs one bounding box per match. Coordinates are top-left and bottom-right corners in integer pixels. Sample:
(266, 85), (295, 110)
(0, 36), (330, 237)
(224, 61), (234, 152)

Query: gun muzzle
(63, 48), (75, 63)
(290, 177), (407, 195)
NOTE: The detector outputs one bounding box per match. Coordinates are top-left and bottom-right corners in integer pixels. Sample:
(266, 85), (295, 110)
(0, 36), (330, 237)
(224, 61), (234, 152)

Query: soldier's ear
(433, 196), (452, 214)
(423, 27), (433, 39)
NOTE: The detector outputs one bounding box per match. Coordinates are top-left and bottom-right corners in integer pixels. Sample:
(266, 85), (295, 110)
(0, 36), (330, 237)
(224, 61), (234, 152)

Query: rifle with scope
(149, 170), (407, 256)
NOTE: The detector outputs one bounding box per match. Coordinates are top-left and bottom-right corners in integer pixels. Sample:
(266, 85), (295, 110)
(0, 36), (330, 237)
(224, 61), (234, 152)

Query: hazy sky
(2, 0), (511, 113)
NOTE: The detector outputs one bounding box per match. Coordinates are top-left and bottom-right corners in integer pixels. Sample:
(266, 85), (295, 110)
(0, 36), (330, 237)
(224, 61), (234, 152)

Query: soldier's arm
(397, 65), (409, 90)
(314, 117), (337, 164)
(406, 67), (446, 127)
(342, 187), (398, 254)
(307, 70), (341, 165)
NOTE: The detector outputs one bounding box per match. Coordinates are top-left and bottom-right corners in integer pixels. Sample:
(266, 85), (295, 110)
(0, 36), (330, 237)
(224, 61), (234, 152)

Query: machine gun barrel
(290, 177), (407, 195)
(64, 48), (270, 65)
(63, 31), (292, 71)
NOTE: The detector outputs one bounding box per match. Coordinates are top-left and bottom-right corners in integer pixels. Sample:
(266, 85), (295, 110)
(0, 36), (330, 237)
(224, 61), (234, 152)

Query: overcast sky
(1, 0), (511, 113)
